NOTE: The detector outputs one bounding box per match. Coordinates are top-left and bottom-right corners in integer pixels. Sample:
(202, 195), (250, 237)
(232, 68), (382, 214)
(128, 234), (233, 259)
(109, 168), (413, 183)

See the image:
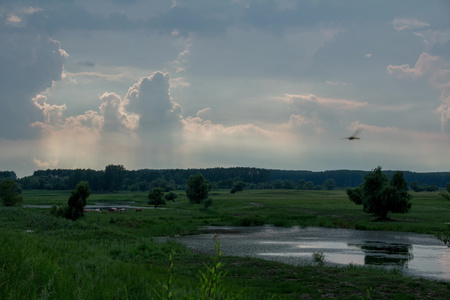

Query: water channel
(165, 226), (450, 281)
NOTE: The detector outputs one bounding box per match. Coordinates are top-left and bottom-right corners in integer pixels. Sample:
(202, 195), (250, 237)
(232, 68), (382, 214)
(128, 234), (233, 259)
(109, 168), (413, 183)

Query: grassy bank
(1, 189), (449, 299)
(22, 189), (450, 235)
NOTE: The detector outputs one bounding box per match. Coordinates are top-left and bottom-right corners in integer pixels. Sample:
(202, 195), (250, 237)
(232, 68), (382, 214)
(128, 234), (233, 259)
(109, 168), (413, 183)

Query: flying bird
(343, 128), (362, 140)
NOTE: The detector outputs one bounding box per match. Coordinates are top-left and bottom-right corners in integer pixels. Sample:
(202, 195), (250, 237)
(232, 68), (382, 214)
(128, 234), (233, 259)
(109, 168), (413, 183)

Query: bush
(50, 204), (67, 217)
(0, 179), (23, 206)
(203, 198), (213, 209)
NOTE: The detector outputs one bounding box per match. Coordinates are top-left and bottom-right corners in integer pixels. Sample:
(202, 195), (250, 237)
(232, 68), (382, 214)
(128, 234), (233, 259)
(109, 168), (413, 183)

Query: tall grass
(2, 190), (450, 299)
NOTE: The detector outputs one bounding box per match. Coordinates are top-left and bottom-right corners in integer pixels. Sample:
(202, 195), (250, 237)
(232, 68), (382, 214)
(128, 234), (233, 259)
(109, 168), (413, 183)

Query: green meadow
(1, 189), (450, 299)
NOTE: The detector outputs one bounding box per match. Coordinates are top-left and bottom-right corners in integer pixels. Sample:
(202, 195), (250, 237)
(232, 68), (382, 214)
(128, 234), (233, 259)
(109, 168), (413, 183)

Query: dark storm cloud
(0, 29), (68, 139)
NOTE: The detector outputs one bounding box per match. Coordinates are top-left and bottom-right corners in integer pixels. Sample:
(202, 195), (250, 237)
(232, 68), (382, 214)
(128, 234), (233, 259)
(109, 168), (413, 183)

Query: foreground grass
(2, 189), (449, 299)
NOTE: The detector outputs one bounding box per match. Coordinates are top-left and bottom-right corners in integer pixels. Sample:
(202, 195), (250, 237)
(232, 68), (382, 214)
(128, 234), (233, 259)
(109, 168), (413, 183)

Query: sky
(1, 0), (450, 178)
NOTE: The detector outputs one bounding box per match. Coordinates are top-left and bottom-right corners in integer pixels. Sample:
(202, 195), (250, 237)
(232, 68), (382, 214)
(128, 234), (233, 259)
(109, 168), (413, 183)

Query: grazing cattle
(136, 208), (143, 212)
(95, 209), (102, 213)
(119, 208), (127, 213)
(108, 208), (118, 212)
(84, 209), (92, 213)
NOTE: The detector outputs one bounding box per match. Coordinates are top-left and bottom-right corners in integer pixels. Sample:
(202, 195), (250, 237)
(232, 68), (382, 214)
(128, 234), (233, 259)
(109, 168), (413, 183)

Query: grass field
(1, 189), (450, 299)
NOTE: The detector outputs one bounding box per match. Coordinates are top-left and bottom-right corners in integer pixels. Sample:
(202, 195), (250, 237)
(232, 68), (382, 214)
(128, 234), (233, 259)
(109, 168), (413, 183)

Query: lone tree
(186, 173), (210, 204)
(347, 166), (412, 220)
(231, 181), (246, 194)
(0, 179), (23, 206)
(148, 187), (166, 209)
(165, 191), (178, 202)
(66, 181), (92, 221)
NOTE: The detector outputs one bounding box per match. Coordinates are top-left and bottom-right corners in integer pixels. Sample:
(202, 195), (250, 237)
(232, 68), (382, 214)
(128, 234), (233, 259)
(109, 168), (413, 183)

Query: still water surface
(167, 226), (450, 281)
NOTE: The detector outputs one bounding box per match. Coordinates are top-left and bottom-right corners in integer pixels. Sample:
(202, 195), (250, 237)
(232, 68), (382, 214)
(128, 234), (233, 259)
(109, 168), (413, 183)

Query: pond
(164, 226), (450, 281)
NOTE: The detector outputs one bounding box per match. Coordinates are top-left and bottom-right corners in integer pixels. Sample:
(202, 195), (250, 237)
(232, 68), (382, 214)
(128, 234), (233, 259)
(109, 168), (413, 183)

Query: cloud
(387, 52), (439, 78)
(431, 69), (450, 132)
(33, 158), (59, 169)
(389, 52), (450, 132)
(28, 72), (186, 171)
(0, 30), (68, 139)
(166, 42), (191, 73)
(66, 71), (130, 82)
(99, 92), (138, 133)
(393, 18), (430, 31)
(181, 112), (298, 168)
(6, 14), (21, 23)
(32, 95), (66, 125)
(125, 72), (183, 130)
(281, 93), (368, 110)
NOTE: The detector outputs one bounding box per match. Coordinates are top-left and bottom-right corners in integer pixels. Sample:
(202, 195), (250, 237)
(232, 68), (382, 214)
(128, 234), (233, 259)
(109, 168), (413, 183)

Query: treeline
(269, 170), (450, 188)
(2, 167), (449, 192)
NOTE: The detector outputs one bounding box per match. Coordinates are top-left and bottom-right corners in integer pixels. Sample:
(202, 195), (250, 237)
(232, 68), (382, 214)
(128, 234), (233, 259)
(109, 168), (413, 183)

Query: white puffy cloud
(389, 52), (450, 132)
(392, 18), (430, 31)
(125, 72), (183, 131)
(99, 92), (138, 133)
(387, 52), (440, 78)
(28, 72), (185, 172)
(32, 95), (66, 125)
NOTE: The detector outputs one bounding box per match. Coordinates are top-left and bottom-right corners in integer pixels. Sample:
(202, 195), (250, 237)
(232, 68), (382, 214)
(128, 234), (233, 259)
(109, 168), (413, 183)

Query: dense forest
(1, 167), (449, 192)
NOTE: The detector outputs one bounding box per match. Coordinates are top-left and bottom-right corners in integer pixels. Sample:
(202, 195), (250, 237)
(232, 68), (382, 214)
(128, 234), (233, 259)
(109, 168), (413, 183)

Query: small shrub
(204, 198), (213, 209)
(312, 252), (325, 265)
(50, 204), (67, 217)
(199, 241), (227, 299)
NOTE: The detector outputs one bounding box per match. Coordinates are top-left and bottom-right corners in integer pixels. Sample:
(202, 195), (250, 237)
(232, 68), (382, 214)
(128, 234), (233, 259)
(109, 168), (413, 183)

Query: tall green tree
(165, 191), (178, 202)
(65, 181), (91, 221)
(186, 173), (210, 204)
(148, 187), (166, 209)
(322, 178), (336, 190)
(0, 179), (23, 206)
(347, 167), (412, 219)
(104, 164), (125, 192)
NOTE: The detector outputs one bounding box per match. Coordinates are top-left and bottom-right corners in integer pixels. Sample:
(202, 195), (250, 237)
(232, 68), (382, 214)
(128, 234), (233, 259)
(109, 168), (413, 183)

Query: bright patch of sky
(1, 0), (450, 177)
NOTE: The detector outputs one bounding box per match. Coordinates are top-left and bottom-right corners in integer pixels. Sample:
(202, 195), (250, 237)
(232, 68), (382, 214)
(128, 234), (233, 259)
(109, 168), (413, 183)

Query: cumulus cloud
(29, 72), (186, 171)
(0, 29), (68, 139)
(99, 92), (138, 133)
(389, 52), (450, 132)
(32, 95), (66, 125)
(125, 72), (183, 131)
(387, 52), (440, 78)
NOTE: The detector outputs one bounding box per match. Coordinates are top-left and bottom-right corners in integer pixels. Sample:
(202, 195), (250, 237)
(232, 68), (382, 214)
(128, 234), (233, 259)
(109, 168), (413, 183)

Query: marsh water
(166, 226), (450, 281)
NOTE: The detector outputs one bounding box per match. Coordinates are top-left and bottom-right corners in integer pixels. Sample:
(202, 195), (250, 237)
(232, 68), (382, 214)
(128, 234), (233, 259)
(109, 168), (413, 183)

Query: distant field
(1, 189), (449, 299)
(22, 188), (450, 235)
